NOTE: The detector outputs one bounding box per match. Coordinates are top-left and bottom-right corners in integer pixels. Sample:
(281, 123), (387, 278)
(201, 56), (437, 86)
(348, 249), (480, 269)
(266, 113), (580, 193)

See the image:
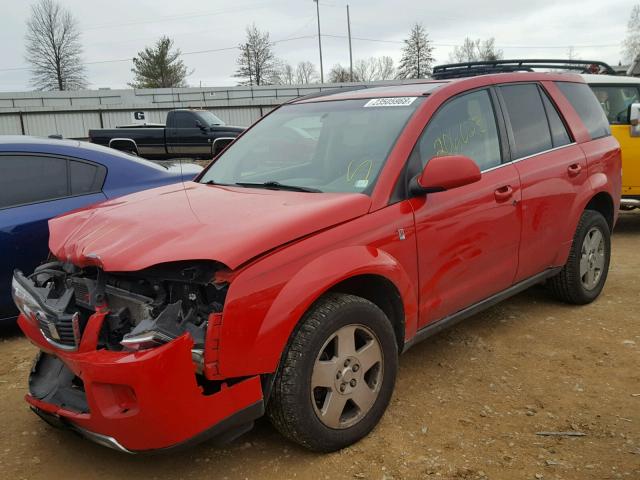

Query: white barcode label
(364, 97), (417, 107)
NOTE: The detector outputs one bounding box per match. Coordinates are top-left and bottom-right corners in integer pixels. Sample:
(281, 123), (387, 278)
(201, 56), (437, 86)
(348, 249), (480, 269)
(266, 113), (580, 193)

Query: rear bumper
(19, 313), (264, 453)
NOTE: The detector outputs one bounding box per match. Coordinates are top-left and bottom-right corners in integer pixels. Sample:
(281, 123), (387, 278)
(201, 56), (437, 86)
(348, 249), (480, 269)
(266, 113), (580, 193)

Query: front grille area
(38, 314), (79, 349)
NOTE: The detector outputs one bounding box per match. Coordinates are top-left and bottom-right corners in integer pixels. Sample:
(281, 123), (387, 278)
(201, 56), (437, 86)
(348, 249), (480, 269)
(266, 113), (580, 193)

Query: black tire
(267, 293), (398, 452)
(547, 209), (611, 305)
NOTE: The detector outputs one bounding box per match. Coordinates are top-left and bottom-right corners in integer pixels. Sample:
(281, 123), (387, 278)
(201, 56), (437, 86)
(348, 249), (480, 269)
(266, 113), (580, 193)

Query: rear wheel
(267, 293), (398, 452)
(548, 210), (611, 304)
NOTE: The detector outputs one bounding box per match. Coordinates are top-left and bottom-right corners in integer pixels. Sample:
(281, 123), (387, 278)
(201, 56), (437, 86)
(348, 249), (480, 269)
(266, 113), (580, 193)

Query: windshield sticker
(364, 97), (417, 108)
(355, 179), (369, 188)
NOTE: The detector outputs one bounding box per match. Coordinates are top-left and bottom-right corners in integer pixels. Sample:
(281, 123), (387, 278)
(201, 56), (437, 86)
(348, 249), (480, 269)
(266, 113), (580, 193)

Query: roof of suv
(293, 72), (586, 104)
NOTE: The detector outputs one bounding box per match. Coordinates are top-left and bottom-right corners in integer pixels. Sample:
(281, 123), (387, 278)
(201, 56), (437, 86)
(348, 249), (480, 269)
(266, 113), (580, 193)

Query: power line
(322, 33), (620, 49)
(0, 33), (620, 75)
(0, 35), (319, 74)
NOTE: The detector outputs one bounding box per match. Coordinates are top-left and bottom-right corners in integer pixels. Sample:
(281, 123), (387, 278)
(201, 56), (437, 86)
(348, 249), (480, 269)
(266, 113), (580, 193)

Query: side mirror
(195, 120), (207, 132)
(630, 103), (640, 126)
(410, 155), (482, 195)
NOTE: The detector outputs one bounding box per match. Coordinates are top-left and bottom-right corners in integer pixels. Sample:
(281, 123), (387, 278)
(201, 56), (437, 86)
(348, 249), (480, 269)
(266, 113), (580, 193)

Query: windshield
(199, 97), (423, 194)
(197, 110), (225, 126)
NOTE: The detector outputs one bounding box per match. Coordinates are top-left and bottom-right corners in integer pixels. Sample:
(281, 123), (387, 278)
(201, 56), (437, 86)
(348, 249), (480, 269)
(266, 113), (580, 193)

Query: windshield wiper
(234, 181), (322, 193)
(202, 180), (235, 186)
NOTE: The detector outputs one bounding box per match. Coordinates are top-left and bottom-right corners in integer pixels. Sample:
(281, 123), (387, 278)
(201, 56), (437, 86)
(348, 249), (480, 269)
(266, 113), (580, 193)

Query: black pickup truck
(88, 109), (244, 160)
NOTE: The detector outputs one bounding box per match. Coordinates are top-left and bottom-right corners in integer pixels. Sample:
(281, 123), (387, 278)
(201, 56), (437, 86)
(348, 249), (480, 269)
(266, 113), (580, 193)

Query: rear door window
(590, 85), (640, 125)
(498, 84), (553, 159)
(556, 82), (611, 139)
(416, 89), (502, 171)
(0, 155), (68, 208)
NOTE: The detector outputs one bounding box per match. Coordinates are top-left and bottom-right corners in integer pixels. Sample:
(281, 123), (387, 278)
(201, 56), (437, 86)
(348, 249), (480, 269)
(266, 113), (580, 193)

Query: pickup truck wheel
(267, 293), (398, 452)
(548, 210), (611, 305)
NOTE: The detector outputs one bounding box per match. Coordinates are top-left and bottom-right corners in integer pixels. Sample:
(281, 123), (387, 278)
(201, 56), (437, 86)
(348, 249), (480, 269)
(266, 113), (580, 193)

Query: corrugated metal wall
(0, 83), (379, 139)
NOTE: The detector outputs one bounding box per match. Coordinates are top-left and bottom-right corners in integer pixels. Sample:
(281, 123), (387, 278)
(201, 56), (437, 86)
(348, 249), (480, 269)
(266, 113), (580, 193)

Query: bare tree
(129, 37), (190, 88)
(397, 23), (434, 79)
(270, 60), (295, 85)
(449, 37), (503, 63)
(295, 61), (318, 84)
(353, 58), (379, 82)
(328, 64), (351, 83)
(234, 24), (276, 86)
(623, 4), (640, 63)
(376, 56), (396, 80)
(24, 0), (87, 91)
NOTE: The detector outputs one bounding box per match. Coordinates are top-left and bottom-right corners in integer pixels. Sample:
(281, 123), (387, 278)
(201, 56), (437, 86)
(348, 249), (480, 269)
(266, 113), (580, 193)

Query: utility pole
(347, 4), (353, 82)
(313, 0), (324, 84)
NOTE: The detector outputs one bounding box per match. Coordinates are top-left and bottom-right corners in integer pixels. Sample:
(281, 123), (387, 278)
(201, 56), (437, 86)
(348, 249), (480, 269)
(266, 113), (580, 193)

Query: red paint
(21, 72), (621, 451)
(19, 314), (262, 452)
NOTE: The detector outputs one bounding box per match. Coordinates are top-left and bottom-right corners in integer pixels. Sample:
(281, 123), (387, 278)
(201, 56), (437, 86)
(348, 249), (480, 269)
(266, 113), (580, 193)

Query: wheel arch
(326, 274), (405, 353)
(218, 245), (418, 381)
(553, 188), (615, 267)
(108, 138), (138, 154)
(584, 191), (614, 231)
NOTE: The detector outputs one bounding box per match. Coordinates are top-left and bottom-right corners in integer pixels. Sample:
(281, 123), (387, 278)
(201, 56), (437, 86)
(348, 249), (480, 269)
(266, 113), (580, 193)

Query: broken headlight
(12, 274), (47, 325)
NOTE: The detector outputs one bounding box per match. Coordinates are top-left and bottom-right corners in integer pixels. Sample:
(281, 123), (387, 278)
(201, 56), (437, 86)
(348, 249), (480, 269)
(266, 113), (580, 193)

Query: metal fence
(0, 83), (369, 139)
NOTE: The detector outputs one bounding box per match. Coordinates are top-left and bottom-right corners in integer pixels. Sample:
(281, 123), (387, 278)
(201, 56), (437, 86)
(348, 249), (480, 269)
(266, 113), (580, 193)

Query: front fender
(217, 245), (418, 378)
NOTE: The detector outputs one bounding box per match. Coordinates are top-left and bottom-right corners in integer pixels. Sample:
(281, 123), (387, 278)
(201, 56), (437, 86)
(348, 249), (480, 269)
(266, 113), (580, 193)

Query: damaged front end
(13, 260), (229, 372)
(13, 259), (264, 452)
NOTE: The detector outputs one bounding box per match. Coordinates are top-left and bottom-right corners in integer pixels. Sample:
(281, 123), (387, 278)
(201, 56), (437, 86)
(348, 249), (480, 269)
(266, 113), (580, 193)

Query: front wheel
(548, 210), (611, 304)
(267, 293), (398, 452)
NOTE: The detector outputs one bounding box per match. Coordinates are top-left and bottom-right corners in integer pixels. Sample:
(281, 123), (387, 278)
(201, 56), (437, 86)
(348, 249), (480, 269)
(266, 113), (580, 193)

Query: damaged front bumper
(15, 267), (264, 453)
(20, 315), (264, 453)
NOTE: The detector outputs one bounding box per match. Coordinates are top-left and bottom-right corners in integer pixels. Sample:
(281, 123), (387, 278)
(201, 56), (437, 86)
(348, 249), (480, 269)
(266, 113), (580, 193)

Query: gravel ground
(0, 212), (638, 480)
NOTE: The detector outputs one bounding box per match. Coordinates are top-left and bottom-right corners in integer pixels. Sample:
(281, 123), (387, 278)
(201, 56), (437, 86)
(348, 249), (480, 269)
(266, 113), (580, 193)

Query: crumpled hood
(49, 183), (372, 272)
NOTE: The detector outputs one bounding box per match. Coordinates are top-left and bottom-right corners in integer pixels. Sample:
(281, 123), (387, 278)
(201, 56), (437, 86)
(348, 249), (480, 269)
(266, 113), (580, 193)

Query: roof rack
(432, 59), (617, 80)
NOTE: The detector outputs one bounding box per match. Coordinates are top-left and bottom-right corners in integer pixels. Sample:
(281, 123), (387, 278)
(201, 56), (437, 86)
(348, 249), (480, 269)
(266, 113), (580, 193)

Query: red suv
(13, 73), (621, 453)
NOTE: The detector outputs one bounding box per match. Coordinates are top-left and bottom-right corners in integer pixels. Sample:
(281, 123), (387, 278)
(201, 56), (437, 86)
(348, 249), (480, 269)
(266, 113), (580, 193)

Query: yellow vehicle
(584, 74), (640, 209)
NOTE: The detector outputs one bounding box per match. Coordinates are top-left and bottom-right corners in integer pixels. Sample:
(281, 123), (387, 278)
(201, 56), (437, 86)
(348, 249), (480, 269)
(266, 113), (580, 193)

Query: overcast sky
(0, 0), (634, 91)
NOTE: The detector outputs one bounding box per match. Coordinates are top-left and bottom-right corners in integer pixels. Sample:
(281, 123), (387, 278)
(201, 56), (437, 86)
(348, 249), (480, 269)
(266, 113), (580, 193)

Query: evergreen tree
(129, 37), (189, 88)
(397, 23), (434, 79)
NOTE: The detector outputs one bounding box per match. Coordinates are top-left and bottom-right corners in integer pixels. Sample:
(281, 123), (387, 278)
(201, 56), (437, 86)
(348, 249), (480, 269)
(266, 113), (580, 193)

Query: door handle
(568, 163), (582, 177)
(494, 185), (514, 202)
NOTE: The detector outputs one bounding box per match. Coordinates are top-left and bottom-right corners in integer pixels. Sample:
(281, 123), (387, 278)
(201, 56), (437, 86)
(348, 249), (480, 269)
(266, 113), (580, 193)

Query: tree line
(23, 0), (640, 91)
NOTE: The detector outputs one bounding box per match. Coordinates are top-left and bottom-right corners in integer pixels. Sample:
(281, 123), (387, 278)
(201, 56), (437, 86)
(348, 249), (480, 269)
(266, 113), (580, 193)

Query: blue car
(0, 136), (200, 322)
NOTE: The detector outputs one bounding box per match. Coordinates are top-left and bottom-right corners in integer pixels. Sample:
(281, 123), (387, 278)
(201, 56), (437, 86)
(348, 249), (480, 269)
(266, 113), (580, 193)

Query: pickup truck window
(556, 82), (611, 140)
(196, 110), (224, 126)
(201, 98), (423, 194)
(171, 110), (225, 129)
(416, 89), (501, 171)
(173, 112), (198, 129)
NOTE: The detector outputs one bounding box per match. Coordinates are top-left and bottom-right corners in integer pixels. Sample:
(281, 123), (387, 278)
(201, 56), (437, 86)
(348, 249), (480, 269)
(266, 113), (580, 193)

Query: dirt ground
(0, 212), (638, 480)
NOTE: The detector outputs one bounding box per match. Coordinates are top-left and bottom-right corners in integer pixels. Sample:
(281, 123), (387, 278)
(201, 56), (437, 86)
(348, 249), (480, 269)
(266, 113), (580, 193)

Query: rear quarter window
(556, 82), (611, 140)
(70, 160), (106, 195)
